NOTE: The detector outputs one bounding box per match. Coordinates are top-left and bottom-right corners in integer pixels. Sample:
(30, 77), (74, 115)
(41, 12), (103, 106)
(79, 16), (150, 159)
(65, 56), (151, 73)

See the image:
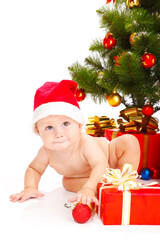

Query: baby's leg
(112, 134), (140, 171)
(62, 176), (89, 193)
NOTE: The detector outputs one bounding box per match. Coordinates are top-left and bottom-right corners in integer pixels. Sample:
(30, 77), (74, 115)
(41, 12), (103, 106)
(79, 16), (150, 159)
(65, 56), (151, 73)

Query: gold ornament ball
(97, 71), (104, 76)
(97, 71), (104, 79)
(107, 91), (122, 107)
(126, 0), (141, 8)
(129, 32), (140, 46)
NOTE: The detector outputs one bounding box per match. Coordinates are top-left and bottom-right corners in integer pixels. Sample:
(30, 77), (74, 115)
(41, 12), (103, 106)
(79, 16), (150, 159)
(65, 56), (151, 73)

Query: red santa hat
(32, 80), (85, 133)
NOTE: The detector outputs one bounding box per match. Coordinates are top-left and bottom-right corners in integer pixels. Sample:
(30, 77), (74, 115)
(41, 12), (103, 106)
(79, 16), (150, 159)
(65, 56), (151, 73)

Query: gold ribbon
(142, 134), (150, 168)
(118, 107), (158, 133)
(85, 116), (116, 137)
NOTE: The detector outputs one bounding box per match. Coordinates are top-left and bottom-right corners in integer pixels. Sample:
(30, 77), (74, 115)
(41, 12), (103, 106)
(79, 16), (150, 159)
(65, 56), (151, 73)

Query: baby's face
(36, 115), (82, 150)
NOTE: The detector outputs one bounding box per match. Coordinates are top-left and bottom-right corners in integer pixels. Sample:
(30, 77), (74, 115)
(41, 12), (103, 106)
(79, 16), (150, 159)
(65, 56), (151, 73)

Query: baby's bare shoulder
(81, 134), (109, 166)
(82, 133), (97, 145)
(32, 146), (49, 164)
(82, 133), (108, 150)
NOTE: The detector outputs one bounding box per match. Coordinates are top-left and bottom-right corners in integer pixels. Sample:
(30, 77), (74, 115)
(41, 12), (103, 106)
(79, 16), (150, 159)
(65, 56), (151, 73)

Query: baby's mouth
(53, 139), (67, 144)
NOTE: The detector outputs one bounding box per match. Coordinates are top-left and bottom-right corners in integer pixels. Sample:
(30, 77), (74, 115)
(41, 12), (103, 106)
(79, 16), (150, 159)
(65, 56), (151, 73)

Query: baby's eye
(45, 126), (54, 131)
(62, 121), (70, 127)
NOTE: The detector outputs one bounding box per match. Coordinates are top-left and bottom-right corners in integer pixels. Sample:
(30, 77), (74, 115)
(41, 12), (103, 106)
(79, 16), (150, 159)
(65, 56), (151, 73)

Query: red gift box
(105, 129), (160, 174)
(97, 183), (160, 225)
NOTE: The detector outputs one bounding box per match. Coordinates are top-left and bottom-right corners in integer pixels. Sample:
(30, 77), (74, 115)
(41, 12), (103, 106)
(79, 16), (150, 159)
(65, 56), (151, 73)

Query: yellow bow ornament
(101, 164), (140, 191)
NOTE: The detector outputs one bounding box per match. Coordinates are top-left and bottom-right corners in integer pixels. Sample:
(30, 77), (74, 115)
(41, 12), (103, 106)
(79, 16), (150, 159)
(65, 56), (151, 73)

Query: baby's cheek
(41, 135), (51, 145)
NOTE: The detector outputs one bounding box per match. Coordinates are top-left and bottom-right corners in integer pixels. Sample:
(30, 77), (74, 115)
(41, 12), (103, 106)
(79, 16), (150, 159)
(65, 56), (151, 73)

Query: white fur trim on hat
(32, 101), (85, 133)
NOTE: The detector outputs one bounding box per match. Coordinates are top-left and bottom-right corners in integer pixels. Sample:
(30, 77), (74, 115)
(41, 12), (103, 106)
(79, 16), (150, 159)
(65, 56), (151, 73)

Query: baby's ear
(35, 125), (40, 135)
(79, 123), (83, 130)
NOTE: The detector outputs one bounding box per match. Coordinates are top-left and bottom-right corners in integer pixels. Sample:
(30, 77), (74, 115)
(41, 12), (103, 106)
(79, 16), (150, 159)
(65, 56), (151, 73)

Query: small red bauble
(113, 56), (120, 67)
(105, 93), (108, 100)
(113, 52), (126, 67)
(141, 53), (156, 69)
(106, 0), (115, 3)
(151, 168), (160, 179)
(142, 102), (154, 116)
(103, 33), (116, 50)
(72, 203), (92, 223)
(75, 88), (86, 102)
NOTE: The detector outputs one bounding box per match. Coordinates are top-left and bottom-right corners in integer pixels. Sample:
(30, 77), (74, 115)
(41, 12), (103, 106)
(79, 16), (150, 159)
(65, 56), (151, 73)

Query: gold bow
(101, 164), (140, 190)
(85, 116), (116, 137)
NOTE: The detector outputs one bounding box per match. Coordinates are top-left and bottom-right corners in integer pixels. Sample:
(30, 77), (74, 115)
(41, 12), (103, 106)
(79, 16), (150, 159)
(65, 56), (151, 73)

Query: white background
(0, 0), (160, 239)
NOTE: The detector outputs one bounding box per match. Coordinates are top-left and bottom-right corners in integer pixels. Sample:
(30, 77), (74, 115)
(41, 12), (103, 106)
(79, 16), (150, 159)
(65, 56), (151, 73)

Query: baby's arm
(69, 138), (109, 205)
(10, 147), (49, 203)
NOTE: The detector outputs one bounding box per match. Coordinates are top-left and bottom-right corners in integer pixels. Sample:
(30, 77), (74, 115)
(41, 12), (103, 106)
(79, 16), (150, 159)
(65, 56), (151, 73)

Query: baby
(10, 80), (140, 205)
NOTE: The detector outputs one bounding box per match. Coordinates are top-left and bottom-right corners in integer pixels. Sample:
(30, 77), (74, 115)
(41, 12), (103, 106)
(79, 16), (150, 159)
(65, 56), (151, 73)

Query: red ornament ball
(141, 53), (156, 69)
(103, 33), (116, 50)
(151, 168), (160, 179)
(142, 103), (154, 116)
(113, 52), (126, 67)
(75, 88), (86, 102)
(72, 203), (92, 224)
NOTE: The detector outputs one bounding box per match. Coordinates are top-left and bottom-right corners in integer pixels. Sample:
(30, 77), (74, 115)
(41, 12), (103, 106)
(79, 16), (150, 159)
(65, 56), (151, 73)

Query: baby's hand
(9, 187), (44, 203)
(68, 188), (99, 206)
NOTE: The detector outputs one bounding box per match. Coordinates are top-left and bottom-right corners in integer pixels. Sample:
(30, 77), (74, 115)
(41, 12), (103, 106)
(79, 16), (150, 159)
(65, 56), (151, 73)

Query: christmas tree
(68, 0), (160, 112)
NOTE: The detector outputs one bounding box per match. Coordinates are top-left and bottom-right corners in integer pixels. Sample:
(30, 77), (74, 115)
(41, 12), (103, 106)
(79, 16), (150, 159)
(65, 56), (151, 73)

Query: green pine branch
(141, 0), (160, 13)
(85, 55), (103, 70)
(97, 6), (130, 49)
(68, 62), (106, 103)
(68, 1), (160, 111)
(114, 52), (160, 107)
(125, 8), (157, 33)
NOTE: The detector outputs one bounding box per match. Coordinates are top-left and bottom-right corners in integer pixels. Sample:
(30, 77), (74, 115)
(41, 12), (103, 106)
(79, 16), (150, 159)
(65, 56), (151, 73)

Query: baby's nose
(54, 129), (63, 138)
(55, 134), (63, 139)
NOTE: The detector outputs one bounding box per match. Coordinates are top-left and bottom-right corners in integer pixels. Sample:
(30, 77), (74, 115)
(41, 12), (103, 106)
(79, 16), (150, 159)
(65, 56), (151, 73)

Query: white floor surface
(2, 170), (160, 240)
